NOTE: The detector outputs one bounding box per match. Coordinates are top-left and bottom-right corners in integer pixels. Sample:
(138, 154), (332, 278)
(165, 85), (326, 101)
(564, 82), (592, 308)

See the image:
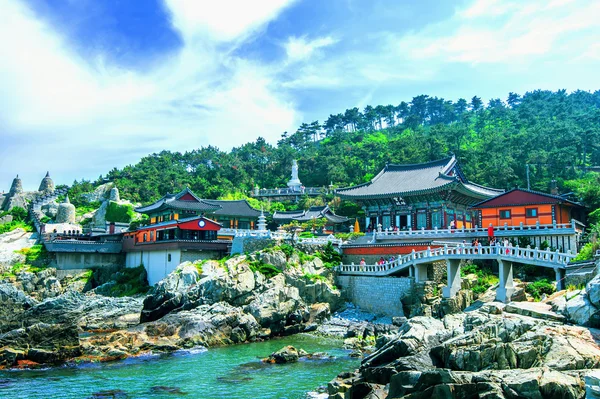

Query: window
(526, 208), (538, 217)
(143, 233), (147, 242)
(499, 210), (511, 219)
(167, 254), (172, 262)
(431, 210), (442, 228)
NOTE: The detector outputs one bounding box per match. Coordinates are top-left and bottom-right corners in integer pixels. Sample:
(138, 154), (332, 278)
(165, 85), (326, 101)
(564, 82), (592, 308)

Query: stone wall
(230, 237), (273, 255)
(53, 252), (124, 270)
(335, 275), (414, 317)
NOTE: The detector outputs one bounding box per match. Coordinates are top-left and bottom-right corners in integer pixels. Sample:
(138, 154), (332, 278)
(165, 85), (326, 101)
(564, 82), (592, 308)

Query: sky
(1, 0), (599, 191)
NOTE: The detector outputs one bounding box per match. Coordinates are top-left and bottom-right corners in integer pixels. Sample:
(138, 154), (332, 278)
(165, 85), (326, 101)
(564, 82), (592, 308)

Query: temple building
(272, 205), (349, 232)
(203, 199), (263, 231)
(336, 156), (503, 231)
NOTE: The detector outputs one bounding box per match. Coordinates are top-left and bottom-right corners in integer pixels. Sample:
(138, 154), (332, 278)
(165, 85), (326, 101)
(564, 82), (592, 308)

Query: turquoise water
(0, 334), (358, 399)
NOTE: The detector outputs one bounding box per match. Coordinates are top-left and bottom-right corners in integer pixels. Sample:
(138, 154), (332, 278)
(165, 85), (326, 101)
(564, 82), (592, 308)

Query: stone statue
(287, 160), (302, 191)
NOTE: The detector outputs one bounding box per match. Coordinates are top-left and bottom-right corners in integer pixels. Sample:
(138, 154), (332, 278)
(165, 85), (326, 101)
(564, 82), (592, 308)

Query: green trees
(66, 90), (600, 222)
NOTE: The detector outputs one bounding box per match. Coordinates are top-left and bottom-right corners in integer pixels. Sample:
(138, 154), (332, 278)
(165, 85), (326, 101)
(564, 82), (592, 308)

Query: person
(360, 258), (366, 266)
(450, 220), (456, 230)
(503, 238), (510, 254)
(487, 223), (494, 240)
(378, 256), (385, 265)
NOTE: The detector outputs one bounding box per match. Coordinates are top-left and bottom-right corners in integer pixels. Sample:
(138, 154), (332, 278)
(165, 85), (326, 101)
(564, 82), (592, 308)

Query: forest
(68, 89), (600, 217)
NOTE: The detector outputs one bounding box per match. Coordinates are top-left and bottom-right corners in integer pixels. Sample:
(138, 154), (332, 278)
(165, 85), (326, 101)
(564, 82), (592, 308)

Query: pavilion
(336, 156), (503, 231)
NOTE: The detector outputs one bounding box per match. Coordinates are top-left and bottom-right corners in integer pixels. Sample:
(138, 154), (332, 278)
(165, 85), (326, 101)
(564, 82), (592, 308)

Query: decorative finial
(45, 171), (50, 178)
(65, 194), (70, 204)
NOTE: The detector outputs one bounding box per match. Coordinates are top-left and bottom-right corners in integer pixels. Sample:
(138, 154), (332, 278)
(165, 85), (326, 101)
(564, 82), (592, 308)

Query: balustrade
(336, 244), (577, 275)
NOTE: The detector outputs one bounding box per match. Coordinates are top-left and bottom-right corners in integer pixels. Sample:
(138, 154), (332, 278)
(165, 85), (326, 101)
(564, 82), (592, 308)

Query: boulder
(265, 345), (301, 364)
(588, 275), (600, 308)
(565, 290), (598, 326)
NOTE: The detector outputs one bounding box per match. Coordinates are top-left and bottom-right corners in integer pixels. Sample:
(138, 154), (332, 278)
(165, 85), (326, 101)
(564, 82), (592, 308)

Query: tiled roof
(273, 206), (349, 224)
(135, 188), (221, 214)
(204, 199), (263, 218)
(472, 188), (583, 208)
(336, 156), (502, 200)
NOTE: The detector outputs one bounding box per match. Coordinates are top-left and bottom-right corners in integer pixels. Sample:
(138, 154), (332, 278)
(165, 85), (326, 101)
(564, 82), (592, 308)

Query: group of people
(359, 256), (396, 266)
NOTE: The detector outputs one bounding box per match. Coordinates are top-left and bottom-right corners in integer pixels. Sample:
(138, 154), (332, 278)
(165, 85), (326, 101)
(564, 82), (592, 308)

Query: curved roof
(135, 187), (221, 214)
(336, 156), (502, 200)
(203, 199), (263, 218)
(273, 205), (349, 224)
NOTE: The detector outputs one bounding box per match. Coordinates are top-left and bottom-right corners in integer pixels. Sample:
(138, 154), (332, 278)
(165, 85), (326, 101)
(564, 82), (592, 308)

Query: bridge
(336, 245), (577, 303)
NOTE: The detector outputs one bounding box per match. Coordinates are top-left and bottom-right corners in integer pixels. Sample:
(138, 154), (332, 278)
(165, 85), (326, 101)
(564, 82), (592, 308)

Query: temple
(272, 205), (349, 232)
(336, 156), (504, 231)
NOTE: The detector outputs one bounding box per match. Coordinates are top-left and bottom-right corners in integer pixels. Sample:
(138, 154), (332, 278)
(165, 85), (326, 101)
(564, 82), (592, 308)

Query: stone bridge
(336, 245), (577, 303)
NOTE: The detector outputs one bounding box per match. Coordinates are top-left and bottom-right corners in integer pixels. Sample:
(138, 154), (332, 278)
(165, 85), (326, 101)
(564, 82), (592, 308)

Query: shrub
(105, 202), (135, 223)
(304, 273), (327, 282)
(315, 241), (342, 268)
(278, 243), (295, 259)
(247, 260), (281, 278)
(460, 263), (499, 296)
(525, 278), (555, 301)
(104, 266), (149, 297)
(0, 220), (34, 234)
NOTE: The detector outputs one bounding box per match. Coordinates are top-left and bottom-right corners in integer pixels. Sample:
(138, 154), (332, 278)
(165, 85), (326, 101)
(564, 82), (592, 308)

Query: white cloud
(164, 0), (294, 42)
(0, 0), (298, 190)
(284, 35), (338, 63)
(403, 0), (600, 65)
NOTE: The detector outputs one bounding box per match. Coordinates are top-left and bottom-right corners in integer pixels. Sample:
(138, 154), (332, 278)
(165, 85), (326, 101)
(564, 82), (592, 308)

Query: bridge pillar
(555, 267), (565, 291)
(442, 259), (461, 298)
(409, 265), (415, 278)
(496, 260), (515, 303)
(414, 264), (428, 282)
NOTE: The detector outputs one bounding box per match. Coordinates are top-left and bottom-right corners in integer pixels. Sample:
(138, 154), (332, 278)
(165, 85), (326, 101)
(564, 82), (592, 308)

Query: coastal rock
(587, 275), (600, 308)
(564, 290), (599, 327)
(0, 323), (80, 366)
(264, 345), (302, 363)
(259, 250), (288, 271)
(0, 228), (36, 267)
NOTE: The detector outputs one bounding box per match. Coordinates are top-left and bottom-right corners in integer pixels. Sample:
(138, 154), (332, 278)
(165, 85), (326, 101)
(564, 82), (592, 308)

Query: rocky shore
(0, 245), (344, 368)
(2, 230), (600, 398)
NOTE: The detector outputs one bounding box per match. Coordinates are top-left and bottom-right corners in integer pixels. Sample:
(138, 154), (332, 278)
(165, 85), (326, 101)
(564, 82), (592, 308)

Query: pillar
(414, 263), (428, 282)
(409, 265), (414, 278)
(407, 214), (412, 229)
(442, 259), (461, 298)
(496, 260), (515, 303)
(555, 267), (565, 291)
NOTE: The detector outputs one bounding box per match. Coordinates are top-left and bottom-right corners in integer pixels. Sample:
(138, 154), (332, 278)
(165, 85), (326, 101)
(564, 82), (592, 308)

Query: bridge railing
(336, 245), (577, 274)
(373, 219), (583, 241)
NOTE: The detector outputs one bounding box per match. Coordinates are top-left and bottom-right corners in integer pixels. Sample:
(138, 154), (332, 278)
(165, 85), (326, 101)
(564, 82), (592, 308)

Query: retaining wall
(336, 275), (414, 317)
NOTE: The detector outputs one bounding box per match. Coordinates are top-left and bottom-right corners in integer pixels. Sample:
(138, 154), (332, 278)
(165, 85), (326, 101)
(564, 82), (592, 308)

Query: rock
(81, 183), (113, 203)
(0, 229), (36, 267)
(565, 290), (598, 326)
(0, 215), (13, 225)
(265, 346), (301, 363)
(588, 275), (600, 308)
(259, 251), (288, 271)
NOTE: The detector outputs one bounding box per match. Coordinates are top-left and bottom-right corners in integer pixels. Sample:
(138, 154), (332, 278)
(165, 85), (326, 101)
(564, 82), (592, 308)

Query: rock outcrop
(328, 303), (600, 399)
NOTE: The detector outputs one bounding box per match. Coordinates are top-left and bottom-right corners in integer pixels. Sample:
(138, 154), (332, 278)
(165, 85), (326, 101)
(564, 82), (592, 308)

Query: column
(443, 259), (461, 298)
(396, 215), (400, 228)
(496, 260), (515, 303)
(414, 263), (428, 282)
(555, 267), (565, 291)
(409, 265), (414, 278)
(407, 214), (412, 229)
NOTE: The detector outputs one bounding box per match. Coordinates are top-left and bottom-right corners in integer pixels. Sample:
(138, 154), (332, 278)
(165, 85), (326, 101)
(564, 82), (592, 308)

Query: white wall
(125, 249), (181, 285)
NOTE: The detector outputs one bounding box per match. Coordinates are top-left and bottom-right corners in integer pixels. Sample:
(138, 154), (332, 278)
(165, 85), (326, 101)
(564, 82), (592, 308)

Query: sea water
(0, 334), (359, 399)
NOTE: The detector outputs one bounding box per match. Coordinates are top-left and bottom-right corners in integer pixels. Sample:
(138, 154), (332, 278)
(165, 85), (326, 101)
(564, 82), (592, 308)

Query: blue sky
(1, 0), (599, 191)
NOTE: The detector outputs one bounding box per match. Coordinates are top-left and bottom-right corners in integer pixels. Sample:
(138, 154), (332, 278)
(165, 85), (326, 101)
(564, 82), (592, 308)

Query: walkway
(336, 245), (576, 303)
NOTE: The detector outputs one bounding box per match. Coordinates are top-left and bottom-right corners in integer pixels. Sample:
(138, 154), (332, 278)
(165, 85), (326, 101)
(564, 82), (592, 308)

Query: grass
(75, 201), (101, 217)
(1, 245), (52, 278)
(303, 273), (327, 282)
(525, 278), (555, 301)
(247, 259), (281, 278)
(0, 221), (34, 234)
(103, 266), (149, 297)
(461, 263), (499, 295)
(567, 283), (586, 291)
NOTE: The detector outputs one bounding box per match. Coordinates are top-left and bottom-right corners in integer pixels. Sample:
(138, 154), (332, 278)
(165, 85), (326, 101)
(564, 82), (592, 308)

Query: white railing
(254, 187), (327, 196)
(231, 229), (343, 245)
(297, 235), (343, 246)
(374, 219), (582, 241)
(336, 244), (577, 274)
